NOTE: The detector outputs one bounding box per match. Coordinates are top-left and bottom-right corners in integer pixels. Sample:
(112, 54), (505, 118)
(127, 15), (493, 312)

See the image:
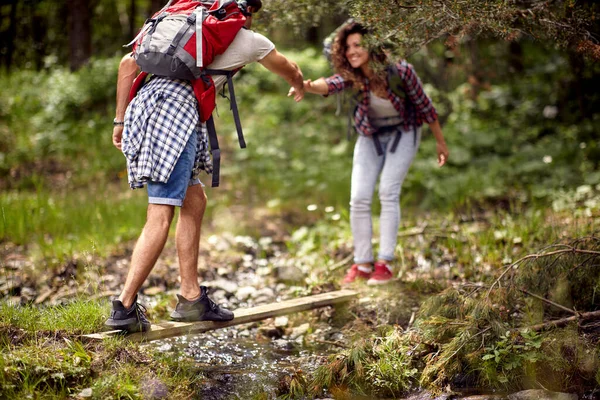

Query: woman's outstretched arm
(288, 77), (330, 98)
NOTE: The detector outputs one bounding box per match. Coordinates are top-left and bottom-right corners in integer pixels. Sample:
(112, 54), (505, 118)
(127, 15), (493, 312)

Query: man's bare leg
(176, 184), (207, 301)
(119, 204), (175, 308)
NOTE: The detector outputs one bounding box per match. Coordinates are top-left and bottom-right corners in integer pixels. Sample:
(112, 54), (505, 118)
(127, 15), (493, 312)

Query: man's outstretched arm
(113, 53), (140, 150)
(258, 49), (304, 102)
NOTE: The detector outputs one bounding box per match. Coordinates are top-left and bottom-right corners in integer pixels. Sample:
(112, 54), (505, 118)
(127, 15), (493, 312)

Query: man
(106, 0), (304, 333)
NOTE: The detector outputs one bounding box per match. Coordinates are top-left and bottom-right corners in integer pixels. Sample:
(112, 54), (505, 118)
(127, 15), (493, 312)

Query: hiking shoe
(367, 262), (394, 285)
(105, 296), (151, 333)
(170, 286), (234, 322)
(342, 264), (372, 285)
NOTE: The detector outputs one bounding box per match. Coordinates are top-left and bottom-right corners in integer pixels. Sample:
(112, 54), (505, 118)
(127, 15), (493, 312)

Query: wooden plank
(83, 289), (358, 343)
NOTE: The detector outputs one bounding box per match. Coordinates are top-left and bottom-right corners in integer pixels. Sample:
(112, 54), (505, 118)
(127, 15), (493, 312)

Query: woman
(290, 22), (449, 285)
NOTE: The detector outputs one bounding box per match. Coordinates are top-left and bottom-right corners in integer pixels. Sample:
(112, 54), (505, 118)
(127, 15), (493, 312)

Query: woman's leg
(377, 128), (421, 262)
(350, 135), (385, 264)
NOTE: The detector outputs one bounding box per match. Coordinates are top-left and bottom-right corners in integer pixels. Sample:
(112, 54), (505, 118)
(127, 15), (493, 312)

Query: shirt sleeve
(250, 31), (276, 62)
(324, 74), (353, 95)
(401, 62), (438, 124)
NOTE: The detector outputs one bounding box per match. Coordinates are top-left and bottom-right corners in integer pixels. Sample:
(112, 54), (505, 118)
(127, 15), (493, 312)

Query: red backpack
(127, 0), (249, 186)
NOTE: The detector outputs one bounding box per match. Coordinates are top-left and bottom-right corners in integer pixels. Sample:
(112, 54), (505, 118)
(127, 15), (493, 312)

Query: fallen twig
(519, 288), (578, 316)
(328, 254), (354, 272)
(527, 310), (600, 332)
(397, 223), (459, 238)
(314, 339), (348, 349)
(487, 246), (600, 297)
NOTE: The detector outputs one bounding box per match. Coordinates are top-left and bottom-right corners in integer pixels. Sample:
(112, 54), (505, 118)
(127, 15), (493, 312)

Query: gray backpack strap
(167, 13), (196, 56)
(206, 115), (221, 187)
(204, 69), (246, 149)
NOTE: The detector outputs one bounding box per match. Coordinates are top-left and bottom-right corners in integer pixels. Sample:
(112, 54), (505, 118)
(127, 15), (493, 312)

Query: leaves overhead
(261, 0), (600, 59)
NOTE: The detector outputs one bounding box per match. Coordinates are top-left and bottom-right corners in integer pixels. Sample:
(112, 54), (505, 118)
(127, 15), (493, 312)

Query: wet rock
(140, 377), (169, 399)
(236, 286), (257, 301)
(20, 287), (37, 302)
(211, 289), (227, 302)
(35, 287), (55, 304)
(508, 390), (577, 400)
(404, 392), (450, 400)
(461, 395), (504, 400)
(217, 266), (233, 276)
(144, 286), (163, 296)
(238, 329), (251, 337)
(328, 331), (344, 342)
(234, 235), (257, 252)
(258, 324), (283, 339)
(274, 316), (288, 328)
(290, 323), (310, 340)
(256, 266), (271, 276)
(207, 234), (233, 252)
(255, 287), (275, 300)
(204, 279), (238, 294)
(275, 265), (305, 283)
(0, 279), (21, 296)
(272, 339), (294, 350)
(77, 387), (93, 398)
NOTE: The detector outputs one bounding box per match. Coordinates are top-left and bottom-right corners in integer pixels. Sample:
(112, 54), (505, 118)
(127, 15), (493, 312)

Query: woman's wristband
(113, 118), (125, 126)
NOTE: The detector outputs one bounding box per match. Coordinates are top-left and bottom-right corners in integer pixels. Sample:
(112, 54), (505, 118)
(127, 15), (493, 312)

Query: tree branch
(519, 288), (578, 315)
(527, 310), (600, 332)
(487, 246), (600, 297)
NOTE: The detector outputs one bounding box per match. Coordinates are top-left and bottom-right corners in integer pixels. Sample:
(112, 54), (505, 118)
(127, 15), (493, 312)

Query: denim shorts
(147, 133), (202, 207)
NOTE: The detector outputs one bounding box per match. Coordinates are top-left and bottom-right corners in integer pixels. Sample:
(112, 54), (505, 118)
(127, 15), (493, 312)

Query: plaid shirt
(325, 60), (438, 135)
(122, 77), (212, 189)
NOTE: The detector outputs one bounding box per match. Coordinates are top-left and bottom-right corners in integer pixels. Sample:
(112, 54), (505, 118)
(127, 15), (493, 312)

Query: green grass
(0, 299), (108, 334)
(0, 300), (201, 399)
(0, 182), (147, 261)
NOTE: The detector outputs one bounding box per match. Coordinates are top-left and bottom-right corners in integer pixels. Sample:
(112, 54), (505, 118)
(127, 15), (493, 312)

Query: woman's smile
(345, 33), (369, 69)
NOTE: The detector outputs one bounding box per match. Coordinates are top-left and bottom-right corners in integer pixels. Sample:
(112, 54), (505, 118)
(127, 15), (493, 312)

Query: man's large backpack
(127, 0), (250, 187)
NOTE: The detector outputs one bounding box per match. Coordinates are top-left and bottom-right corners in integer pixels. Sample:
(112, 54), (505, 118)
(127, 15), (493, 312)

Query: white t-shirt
(207, 28), (275, 90)
(368, 91), (402, 128)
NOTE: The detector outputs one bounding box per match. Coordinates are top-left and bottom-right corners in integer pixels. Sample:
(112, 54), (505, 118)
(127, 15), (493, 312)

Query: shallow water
(150, 326), (331, 399)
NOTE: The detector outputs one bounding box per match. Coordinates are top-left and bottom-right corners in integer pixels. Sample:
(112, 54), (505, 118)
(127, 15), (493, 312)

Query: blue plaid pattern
(122, 77), (212, 189)
(325, 61), (438, 135)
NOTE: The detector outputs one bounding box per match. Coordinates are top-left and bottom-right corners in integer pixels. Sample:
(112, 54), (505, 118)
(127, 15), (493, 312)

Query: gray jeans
(350, 127), (421, 264)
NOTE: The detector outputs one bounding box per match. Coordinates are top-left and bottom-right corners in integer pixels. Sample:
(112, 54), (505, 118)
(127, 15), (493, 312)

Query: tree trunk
(508, 40), (523, 75)
(68, 0), (92, 71)
(149, 0), (164, 15)
(129, 0), (137, 43)
(2, 0), (18, 71)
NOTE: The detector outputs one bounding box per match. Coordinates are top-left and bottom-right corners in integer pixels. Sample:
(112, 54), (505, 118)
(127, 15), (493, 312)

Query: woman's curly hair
(331, 22), (389, 92)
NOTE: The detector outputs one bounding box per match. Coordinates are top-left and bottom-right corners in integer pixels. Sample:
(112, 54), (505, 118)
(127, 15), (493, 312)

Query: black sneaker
(105, 295), (151, 333)
(170, 286), (235, 322)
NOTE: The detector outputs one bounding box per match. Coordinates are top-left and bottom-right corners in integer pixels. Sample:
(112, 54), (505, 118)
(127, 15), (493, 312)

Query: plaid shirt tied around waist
(122, 77), (212, 189)
(325, 61), (438, 136)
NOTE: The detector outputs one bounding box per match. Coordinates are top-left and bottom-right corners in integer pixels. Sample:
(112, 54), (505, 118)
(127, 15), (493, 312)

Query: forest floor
(1, 199), (599, 399)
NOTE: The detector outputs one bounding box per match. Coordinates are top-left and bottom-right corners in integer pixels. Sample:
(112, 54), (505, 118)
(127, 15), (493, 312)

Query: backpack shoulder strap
(387, 63), (406, 100)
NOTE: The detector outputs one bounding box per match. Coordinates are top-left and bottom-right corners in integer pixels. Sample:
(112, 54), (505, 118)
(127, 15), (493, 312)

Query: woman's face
(345, 33), (369, 69)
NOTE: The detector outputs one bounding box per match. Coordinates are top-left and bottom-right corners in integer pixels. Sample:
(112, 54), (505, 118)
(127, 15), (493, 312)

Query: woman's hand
(436, 139), (449, 167)
(288, 79), (313, 100)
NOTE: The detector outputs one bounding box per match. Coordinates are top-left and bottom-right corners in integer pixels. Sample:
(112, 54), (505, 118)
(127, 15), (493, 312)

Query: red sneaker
(367, 262), (393, 285)
(342, 264), (372, 284)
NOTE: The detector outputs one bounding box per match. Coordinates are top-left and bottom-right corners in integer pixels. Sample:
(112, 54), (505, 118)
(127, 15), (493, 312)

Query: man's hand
(113, 126), (124, 150)
(287, 80), (306, 102)
(258, 49), (304, 102)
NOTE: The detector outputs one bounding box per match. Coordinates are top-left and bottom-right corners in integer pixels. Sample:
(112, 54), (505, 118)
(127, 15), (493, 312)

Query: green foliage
(311, 327), (419, 397)
(480, 329), (544, 386)
(0, 57), (121, 186)
(345, 0), (600, 60)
